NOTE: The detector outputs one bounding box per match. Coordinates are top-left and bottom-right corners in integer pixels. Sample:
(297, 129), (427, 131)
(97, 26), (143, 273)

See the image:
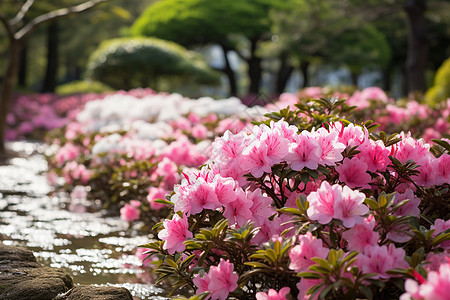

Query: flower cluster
(7, 88), (156, 140)
(45, 91), (261, 228)
(143, 95), (450, 300)
(272, 86), (450, 141)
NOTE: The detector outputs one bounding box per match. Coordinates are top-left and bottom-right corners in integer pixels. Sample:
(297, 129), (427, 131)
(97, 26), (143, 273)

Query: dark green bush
(56, 80), (114, 95)
(86, 37), (220, 90)
(426, 57), (450, 105)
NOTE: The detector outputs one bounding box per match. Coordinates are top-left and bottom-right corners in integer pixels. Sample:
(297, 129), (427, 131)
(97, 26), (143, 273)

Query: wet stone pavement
(0, 142), (167, 300)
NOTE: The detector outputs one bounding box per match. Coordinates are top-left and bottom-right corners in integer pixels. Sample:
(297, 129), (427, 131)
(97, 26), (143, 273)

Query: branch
(0, 14), (14, 40)
(15, 0), (109, 41)
(10, 0), (35, 27)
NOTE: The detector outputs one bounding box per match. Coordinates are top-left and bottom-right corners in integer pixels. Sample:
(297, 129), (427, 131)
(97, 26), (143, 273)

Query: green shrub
(85, 37), (221, 90)
(425, 57), (450, 105)
(56, 80), (114, 95)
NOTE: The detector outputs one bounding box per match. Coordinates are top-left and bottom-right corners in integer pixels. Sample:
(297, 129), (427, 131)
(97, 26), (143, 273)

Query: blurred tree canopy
(425, 57), (450, 105)
(0, 0), (156, 91)
(0, 0), (110, 154)
(131, 0), (285, 96)
(86, 37), (220, 90)
(131, 0), (450, 96)
(1, 0), (449, 98)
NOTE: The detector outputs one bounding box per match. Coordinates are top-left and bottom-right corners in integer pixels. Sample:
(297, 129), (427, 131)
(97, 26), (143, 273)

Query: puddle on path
(0, 142), (168, 300)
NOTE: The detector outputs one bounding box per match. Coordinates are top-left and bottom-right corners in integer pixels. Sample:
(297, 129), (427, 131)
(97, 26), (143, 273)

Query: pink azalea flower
(393, 134), (431, 165)
(252, 217), (283, 244)
(135, 248), (152, 267)
(240, 141), (273, 177)
(158, 214), (193, 255)
(386, 244), (409, 269)
(307, 181), (341, 225)
(418, 263), (450, 300)
(342, 215), (379, 251)
(193, 272), (211, 294)
(392, 190), (420, 217)
(387, 223), (413, 243)
(247, 189), (274, 227)
(347, 91), (369, 109)
(194, 259), (239, 300)
(212, 175), (237, 205)
(424, 252), (450, 272)
(223, 189), (253, 227)
(55, 143), (80, 167)
(431, 219), (450, 250)
(357, 139), (390, 172)
(285, 131), (322, 171)
(360, 86), (389, 102)
(297, 278), (321, 300)
(289, 232), (329, 272)
(155, 157), (179, 190)
(435, 153), (450, 185)
(414, 157), (438, 188)
(120, 201), (141, 222)
(260, 129), (290, 165)
(330, 122), (368, 148)
(335, 157), (372, 189)
(147, 187), (167, 211)
(400, 279), (423, 300)
(271, 119), (298, 142)
(334, 185), (368, 228)
(357, 245), (405, 279)
(187, 181), (221, 215)
(256, 287), (290, 300)
(315, 128), (346, 166)
(192, 123), (208, 139)
(212, 131), (247, 162)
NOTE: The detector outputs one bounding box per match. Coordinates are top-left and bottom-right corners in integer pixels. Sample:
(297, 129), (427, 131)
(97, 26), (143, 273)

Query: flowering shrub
(6, 88), (156, 140)
(45, 91), (264, 228)
(142, 97), (450, 299)
(272, 87), (450, 142)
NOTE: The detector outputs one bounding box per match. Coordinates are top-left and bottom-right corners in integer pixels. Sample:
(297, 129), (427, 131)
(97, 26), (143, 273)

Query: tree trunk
(300, 60), (310, 88)
(405, 0), (428, 93)
(382, 64), (392, 92)
(42, 21), (59, 92)
(220, 44), (237, 97)
(248, 39), (262, 95)
(18, 42), (27, 87)
(0, 40), (22, 153)
(275, 51), (294, 95)
(351, 72), (359, 87)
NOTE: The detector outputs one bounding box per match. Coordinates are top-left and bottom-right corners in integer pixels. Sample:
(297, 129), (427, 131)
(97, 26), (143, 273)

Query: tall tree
(131, 0), (283, 96)
(405, 0), (428, 93)
(42, 20), (58, 92)
(0, 0), (108, 155)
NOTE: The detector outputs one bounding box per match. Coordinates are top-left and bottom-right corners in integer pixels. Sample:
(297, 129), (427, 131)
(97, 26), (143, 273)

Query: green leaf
(318, 285), (333, 300)
(328, 249), (338, 269)
(379, 193), (387, 208)
(432, 231), (450, 247)
(364, 198), (379, 210)
(432, 139), (450, 152)
(359, 286), (373, 300)
(297, 272), (323, 279)
(341, 251), (359, 265)
(153, 198), (174, 206)
(152, 222), (163, 231)
(309, 265), (332, 274)
(165, 258), (178, 269)
(266, 249), (278, 262)
(244, 262), (270, 268)
(274, 241), (282, 255)
(277, 207), (303, 215)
